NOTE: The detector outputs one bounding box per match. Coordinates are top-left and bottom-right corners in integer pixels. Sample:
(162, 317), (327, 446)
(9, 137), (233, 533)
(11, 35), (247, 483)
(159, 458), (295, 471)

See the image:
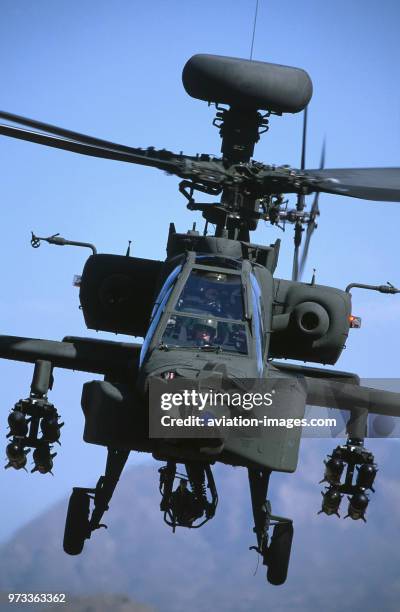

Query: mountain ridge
(1, 446), (400, 612)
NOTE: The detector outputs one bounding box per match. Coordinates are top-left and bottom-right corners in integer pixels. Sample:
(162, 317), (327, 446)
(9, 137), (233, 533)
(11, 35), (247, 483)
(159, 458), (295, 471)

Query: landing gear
(63, 447), (129, 555)
(248, 468), (293, 586)
(63, 489), (90, 555)
(266, 522), (294, 586)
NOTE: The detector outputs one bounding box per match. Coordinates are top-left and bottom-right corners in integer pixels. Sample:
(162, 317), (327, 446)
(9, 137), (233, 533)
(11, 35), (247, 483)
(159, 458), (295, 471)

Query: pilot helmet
(193, 317), (218, 336)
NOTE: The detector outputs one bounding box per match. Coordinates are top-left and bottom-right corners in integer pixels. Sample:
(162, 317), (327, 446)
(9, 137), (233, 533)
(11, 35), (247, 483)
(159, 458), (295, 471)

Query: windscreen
(175, 269), (244, 320)
(162, 314), (248, 354)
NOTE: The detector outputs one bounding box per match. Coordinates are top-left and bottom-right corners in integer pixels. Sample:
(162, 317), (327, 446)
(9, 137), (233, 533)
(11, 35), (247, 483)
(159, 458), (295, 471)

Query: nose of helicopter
(138, 347), (258, 386)
(139, 354), (244, 456)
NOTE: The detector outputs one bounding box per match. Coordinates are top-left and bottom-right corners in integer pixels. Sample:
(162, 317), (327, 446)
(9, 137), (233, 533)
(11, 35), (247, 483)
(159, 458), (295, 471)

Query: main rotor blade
(319, 138), (326, 170)
(0, 115), (229, 189)
(296, 107), (308, 213)
(298, 196), (318, 279)
(299, 139), (325, 279)
(304, 167), (400, 202)
(0, 110), (146, 156)
(0, 123), (183, 173)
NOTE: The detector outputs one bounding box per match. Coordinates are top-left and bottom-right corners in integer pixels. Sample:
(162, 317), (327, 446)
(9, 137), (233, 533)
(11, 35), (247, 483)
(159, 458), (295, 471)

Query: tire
(267, 522), (294, 586)
(63, 489), (90, 555)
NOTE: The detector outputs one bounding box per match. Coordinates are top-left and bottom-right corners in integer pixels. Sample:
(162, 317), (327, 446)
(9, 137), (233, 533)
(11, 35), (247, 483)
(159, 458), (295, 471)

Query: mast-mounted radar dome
(182, 54), (313, 114)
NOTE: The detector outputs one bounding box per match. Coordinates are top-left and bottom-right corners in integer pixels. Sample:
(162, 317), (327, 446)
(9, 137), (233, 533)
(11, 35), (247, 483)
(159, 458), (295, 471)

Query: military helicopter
(1, 53), (400, 586)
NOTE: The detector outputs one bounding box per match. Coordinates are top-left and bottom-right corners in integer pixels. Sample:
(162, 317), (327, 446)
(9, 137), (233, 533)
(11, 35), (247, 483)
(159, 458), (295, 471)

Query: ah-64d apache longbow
(1, 54), (400, 585)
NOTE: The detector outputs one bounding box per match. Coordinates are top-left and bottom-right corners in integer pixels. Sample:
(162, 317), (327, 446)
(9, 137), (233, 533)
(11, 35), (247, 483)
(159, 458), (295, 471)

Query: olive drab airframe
(1, 54), (400, 586)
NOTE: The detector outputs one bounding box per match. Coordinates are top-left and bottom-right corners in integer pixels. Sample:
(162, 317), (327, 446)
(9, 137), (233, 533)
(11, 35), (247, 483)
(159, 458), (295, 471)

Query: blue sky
(0, 0), (400, 589)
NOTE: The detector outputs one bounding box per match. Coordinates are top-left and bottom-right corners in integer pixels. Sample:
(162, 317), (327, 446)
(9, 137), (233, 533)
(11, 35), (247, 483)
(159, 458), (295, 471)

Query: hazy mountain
(0, 593), (152, 612)
(1, 442), (400, 612)
(42, 594), (152, 612)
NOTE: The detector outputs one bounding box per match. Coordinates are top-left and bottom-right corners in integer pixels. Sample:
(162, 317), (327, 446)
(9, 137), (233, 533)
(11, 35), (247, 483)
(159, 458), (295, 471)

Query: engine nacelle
(270, 280), (351, 365)
(79, 254), (162, 337)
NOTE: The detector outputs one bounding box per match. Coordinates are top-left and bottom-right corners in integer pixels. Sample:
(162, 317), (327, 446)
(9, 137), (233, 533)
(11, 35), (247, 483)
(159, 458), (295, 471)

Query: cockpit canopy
(139, 259), (268, 368)
(162, 267), (248, 354)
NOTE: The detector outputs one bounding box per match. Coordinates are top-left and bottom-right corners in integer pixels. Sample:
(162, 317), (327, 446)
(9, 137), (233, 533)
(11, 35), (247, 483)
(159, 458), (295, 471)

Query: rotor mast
(197, 105), (268, 241)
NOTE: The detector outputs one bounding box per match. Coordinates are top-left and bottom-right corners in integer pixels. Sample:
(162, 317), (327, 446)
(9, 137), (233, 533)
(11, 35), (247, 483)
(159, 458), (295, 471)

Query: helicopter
(1, 53), (400, 587)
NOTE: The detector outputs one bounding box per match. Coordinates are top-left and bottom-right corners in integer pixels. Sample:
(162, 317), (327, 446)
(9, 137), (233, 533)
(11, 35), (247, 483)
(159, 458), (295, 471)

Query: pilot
(198, 273), (227, 315)
(191, 317), (218, 347)
(202, 286), (223, 315)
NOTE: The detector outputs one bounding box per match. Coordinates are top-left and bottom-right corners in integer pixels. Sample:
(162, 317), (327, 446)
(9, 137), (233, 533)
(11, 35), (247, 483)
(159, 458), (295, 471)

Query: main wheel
(63, 489), (90, 555)
(266, 522), (294, 586)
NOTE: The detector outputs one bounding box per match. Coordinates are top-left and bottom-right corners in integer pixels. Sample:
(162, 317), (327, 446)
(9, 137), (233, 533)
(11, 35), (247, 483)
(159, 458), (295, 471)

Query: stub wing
(305, 377), (400, 418)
